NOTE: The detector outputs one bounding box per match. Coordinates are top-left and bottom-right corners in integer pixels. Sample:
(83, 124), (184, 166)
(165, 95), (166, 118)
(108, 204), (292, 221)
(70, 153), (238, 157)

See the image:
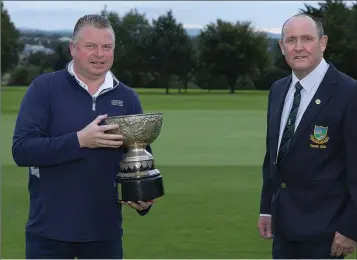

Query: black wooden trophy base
(117, 174), (164, 202)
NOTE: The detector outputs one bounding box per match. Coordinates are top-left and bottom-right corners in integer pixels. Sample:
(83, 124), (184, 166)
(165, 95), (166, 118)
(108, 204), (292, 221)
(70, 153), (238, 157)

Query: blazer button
(281, 183), (287, 188)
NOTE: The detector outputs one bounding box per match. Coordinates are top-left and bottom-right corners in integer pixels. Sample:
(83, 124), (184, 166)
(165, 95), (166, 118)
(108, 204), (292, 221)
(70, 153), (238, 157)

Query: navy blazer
(260, 62), (357, 242)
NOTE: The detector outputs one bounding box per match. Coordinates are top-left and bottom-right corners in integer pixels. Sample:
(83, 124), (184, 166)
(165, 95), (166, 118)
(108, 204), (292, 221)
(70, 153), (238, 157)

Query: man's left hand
(331, 232), (357, 257)
(121, 200), (154, 211)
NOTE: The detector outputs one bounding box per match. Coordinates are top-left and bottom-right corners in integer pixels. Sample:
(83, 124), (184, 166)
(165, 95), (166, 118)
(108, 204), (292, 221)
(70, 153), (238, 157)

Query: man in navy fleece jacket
(12, 14), (154, 259)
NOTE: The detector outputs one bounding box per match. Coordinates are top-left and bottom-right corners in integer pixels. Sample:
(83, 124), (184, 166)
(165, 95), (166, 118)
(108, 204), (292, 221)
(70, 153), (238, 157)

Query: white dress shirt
(260, 58), (329, 217)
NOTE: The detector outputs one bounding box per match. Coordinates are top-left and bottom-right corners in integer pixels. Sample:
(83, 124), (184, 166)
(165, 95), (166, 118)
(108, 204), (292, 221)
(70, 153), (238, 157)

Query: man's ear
(320, 35), (328, 52)
(69, 40), (75, 56)
(278, 40), (285, 56)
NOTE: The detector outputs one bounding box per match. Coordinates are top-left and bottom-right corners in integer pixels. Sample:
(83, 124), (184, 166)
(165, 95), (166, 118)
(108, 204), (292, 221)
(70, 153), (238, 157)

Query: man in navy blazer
(258, 14), (357, 259)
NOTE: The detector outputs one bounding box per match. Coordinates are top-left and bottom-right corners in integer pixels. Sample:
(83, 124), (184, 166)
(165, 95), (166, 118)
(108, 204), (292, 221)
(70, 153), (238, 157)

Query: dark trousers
(25, 232), (123, 259)
(272, 234), (344, 259)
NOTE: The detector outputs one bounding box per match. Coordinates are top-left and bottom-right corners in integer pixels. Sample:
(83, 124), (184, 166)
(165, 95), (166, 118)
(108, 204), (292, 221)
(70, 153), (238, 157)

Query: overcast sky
(3, 1), (354, 33)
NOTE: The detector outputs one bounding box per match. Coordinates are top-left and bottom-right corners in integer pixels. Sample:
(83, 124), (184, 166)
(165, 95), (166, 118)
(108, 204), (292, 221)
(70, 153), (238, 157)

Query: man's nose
(95, 47), (104, 57)
(294, 39), (304, 51)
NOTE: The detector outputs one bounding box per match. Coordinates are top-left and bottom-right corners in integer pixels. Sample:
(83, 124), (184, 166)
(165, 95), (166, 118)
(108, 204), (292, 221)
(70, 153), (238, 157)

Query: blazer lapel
(270, 76), (291, 163)
(288, 65), (339, 152)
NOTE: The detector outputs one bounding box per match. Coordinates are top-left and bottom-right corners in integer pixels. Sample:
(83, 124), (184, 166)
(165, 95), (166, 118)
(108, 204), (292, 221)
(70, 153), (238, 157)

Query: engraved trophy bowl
(104, 112), (164, 202)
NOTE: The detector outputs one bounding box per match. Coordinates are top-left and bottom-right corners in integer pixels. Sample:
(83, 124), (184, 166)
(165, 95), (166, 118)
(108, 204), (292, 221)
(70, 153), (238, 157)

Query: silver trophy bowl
(104, 113), (164, 202)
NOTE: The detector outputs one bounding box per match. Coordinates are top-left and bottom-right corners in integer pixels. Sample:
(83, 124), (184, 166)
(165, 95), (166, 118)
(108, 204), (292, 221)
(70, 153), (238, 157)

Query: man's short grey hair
(281, 14), (325, 40)
(72, 14), (115, 43)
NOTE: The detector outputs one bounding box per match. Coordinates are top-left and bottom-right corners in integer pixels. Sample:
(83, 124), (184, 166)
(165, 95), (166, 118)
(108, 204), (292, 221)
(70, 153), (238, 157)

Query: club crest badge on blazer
(310, 125), (330, 145)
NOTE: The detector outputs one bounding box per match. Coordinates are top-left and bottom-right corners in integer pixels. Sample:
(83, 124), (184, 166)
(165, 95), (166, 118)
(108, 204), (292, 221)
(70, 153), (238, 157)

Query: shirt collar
(67, 60), (117, 92)
(291, 58), (329, 92)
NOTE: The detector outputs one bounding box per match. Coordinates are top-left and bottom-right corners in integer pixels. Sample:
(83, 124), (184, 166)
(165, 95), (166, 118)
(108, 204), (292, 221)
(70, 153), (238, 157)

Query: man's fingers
(259, 226), (266, 238)
(265, 223), (272, 239)
(97, 133), (123, 140)
(125, 201), (143, 211)
(94, 137), (123, 147)
(138, 200), (153, 209)
(259, 225), (272, 239)
(331, 242), (338, 257)
(258, 216), (272, 240)
(98, 124), (119, 132)
(93, 114), (108, 125)
(95, 139), (123, 147)
(343, 248), (351, 256)
(335, 247), (344, 257)
(259, 225), (270, 239)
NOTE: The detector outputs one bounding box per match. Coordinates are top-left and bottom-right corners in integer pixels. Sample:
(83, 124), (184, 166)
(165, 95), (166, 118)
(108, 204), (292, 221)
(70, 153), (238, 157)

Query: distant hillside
(265, 32), (281, 39)
(19, 27), (281, 39)
(185, 28), (202, 37)
(19, 28), (73, 37)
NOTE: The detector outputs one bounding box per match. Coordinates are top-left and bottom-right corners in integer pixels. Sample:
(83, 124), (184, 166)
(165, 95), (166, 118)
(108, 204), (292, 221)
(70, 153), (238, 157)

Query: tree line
(1, 0), (356, 93)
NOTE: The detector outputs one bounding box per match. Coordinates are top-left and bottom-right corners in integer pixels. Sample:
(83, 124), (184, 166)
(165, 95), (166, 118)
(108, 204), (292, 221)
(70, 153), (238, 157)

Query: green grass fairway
(1, 87), (355, 259)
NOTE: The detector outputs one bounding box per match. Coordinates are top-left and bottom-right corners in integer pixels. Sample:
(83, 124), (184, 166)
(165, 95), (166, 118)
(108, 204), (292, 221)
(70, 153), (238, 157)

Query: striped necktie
(277, 81), (303, 163)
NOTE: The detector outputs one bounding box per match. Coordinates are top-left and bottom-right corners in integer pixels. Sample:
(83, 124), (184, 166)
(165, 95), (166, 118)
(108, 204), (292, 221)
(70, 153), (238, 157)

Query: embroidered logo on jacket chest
(310, 125), (329, 148)
(111, 100), (123, 106)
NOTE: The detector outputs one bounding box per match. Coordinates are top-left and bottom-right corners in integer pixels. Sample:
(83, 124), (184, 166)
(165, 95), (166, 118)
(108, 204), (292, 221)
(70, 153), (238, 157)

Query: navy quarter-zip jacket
(12, 68), (152, 242)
